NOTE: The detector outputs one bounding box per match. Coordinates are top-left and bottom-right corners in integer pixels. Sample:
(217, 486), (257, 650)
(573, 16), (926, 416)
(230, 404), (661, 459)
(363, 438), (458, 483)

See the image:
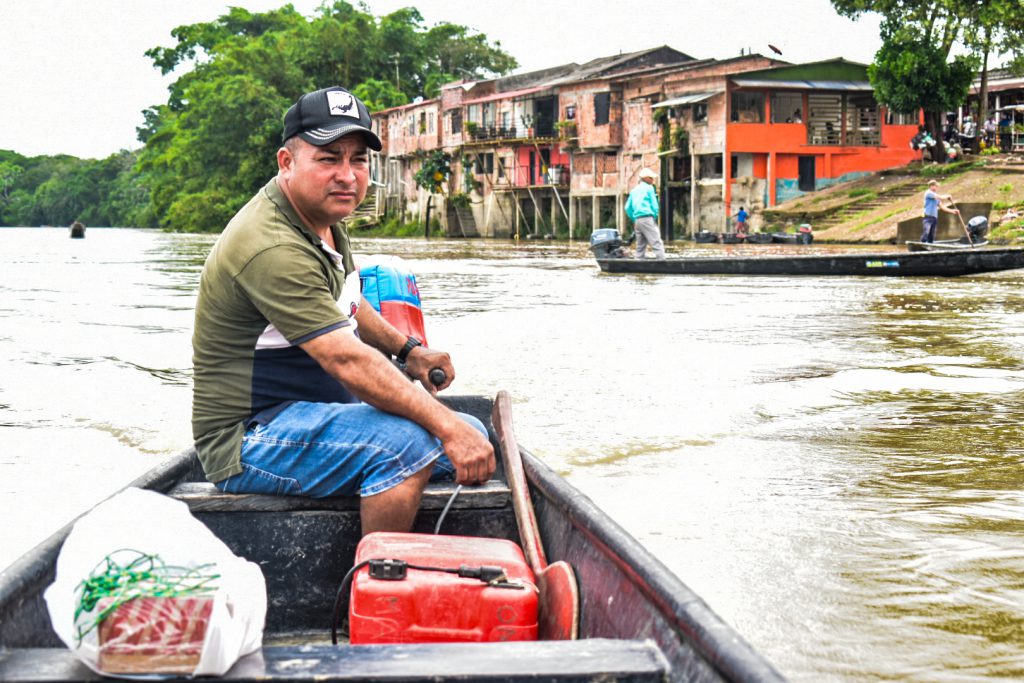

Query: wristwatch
(396, 336), (422, 365)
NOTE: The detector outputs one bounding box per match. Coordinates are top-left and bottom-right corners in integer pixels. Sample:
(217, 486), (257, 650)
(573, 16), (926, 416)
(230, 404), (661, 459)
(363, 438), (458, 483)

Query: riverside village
(364, 46), (1024, 246)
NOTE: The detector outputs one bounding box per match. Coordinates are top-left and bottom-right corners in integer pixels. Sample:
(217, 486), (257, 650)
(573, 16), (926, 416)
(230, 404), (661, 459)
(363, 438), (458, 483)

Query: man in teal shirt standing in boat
(625, 168), (665, 259)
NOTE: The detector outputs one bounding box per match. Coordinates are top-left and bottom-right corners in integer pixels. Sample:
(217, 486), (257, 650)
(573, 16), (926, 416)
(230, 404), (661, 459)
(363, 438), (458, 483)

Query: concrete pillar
(592, 195), (600, 232)
(569, 196), (577, 239)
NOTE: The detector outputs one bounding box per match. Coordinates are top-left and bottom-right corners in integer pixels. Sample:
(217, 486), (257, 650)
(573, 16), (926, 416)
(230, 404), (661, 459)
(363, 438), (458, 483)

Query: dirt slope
(763, 156), (1024, 243)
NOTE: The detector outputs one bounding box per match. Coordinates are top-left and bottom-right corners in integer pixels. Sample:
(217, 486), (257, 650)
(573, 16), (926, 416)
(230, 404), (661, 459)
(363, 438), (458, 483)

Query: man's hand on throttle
(405, 346), (454, 393)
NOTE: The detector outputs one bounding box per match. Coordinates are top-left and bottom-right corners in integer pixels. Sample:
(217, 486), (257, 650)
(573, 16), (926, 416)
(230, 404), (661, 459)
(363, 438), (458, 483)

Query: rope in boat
(72, 548), (219, 645)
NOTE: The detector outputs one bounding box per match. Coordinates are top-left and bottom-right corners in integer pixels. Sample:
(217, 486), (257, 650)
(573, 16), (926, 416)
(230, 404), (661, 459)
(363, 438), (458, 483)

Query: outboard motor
(967, 216), (989, 241)
(590, 228), (627, 258)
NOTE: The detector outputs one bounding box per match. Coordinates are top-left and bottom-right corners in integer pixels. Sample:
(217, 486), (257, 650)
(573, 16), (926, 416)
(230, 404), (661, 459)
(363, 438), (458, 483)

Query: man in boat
(191, 86), (495, 534)
(921, 179), (959, 244)
(625, 167), (665, 259)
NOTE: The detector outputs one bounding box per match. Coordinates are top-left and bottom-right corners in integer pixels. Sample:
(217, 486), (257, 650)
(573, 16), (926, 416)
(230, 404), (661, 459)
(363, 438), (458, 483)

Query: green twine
(73, 548), (220, 645)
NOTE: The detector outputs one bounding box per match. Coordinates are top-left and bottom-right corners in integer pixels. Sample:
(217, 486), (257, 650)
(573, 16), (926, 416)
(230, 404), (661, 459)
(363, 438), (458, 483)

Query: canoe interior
(0, 396), (783, 682)
(905, 239), (990, 252)
(597, 246), (1024, 277)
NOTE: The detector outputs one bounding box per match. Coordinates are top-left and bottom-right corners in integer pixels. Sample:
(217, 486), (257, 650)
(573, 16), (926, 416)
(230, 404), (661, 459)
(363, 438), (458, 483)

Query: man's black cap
(282, 86), (382, 151)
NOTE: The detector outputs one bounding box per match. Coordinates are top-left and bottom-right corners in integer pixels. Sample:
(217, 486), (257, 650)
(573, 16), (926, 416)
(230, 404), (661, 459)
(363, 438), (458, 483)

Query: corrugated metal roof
(461, 86), (549, 106)
(653, 91), (721, 108)
(731, 78), (872, 91)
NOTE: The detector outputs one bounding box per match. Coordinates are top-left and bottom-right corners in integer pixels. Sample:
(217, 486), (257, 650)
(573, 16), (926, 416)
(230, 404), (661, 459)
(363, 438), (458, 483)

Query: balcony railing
(464, 124), (557, 142)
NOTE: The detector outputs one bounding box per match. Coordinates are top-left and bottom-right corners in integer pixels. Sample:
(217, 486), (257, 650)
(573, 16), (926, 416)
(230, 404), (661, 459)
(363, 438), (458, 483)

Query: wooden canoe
(905, 239), (990, 252)
(596, 246), (1024, 277)
(0, 395), (784, 682)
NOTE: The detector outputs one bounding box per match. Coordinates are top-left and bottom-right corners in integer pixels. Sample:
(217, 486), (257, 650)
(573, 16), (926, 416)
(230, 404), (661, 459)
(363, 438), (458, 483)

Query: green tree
(352, 78), (408, 113)
(833, 0), (1024, 159)
(0, 160), (23, 204)
(136, 2), (517, 231)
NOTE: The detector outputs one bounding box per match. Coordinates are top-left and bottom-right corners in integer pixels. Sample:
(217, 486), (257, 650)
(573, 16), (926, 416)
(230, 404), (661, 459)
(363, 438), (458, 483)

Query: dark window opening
(594, 92), (611, 126)
(693, 103), (708, 123)
(474, 153), (494, 174)
(565, 104), (576, 120)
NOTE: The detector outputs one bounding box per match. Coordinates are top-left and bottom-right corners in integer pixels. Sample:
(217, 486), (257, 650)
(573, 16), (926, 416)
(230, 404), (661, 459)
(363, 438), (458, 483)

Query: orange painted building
(723, 59), (921, 223)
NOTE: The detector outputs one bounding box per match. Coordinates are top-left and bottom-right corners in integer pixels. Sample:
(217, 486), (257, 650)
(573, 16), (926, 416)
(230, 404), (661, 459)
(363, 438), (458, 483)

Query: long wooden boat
(905, 238), (990, 252)
(0, 395), (784, 682)
(596, 246), (1024, 277)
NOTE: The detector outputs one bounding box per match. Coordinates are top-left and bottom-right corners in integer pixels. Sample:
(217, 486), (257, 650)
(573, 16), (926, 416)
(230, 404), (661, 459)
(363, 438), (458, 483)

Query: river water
(2, 227), (1023, 681)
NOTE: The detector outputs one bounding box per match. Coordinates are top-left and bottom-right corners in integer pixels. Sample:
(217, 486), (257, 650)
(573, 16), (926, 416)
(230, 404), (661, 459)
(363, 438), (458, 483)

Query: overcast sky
(0, 0), (886, 159)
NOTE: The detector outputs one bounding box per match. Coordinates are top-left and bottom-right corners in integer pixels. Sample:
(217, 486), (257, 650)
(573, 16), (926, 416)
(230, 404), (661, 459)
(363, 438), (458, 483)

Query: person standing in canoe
(191, 86), (494, 535)
(625, 167), (665, 259)
(921, 179), (959, 244)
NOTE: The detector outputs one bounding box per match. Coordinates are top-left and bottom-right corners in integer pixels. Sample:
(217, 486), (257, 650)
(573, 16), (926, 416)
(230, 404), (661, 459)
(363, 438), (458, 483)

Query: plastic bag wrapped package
(44, 487), (266, 677)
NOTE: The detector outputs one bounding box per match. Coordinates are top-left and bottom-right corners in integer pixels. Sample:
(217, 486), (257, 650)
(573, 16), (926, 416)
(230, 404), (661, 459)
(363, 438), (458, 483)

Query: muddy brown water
(3, 228), (1023, 681)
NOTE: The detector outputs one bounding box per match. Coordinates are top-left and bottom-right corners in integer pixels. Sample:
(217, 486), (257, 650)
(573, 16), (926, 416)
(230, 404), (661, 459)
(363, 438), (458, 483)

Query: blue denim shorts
(215, 401), (486, 497)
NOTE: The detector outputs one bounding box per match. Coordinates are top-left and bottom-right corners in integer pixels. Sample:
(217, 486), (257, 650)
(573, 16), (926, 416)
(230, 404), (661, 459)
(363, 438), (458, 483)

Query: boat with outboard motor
(0, 394), (784, 682)
(589, 228), (1024, 277)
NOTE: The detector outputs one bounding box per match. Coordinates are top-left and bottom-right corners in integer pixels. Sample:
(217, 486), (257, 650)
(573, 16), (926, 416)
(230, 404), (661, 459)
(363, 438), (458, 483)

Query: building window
(771, 92), (803, 123)
(885, 109), (917, 125)
(693, 103), (708, 123)
(428, 112), (435, 134)
(565, 104), (576, 120)
(474, 153), (494, 174)
(450, 109), (462, 134)
(845, 94), (880, 145)
(699, 154), (723, 178)
(807, 94), (843, 144)
(594, 92), (611, 126)
(731, 92), (765, 123)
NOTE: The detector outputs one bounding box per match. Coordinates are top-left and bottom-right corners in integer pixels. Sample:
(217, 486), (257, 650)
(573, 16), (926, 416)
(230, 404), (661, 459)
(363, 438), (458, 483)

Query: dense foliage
(137, 1), (515, 232)
(832, 0), (1024, 161)
(0, 149), (154, 227)
(1, 2), (515, 230)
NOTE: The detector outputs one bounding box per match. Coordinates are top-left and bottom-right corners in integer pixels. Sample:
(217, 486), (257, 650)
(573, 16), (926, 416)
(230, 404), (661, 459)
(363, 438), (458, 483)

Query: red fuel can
(349, 532), (538, 644)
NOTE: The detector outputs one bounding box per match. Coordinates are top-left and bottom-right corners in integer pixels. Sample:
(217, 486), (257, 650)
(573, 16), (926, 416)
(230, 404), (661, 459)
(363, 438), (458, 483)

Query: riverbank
(350, 155), (1024, 245)
(764, 154), (1024, 244)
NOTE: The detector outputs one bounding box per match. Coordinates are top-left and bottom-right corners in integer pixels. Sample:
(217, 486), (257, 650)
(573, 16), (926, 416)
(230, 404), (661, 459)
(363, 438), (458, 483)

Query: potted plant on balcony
(555, 119), (577, 141)
(464, 121), (478, 140)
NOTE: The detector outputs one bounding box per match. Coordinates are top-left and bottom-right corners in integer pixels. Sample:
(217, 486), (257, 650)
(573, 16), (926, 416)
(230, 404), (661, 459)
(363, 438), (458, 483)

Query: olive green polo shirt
(191, 178), (361, 482)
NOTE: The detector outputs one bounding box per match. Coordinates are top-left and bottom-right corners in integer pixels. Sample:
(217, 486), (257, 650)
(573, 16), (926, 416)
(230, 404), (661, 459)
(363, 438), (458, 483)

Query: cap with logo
(283, 86), (382, 151)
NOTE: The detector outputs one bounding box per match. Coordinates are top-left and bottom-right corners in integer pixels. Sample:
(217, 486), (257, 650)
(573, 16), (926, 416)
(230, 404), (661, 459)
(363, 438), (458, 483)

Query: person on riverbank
(191, 86), (494, 535)
(734, 206), (749, 235)
(921, 179), (959, 243)
(625, 167), (664, 259)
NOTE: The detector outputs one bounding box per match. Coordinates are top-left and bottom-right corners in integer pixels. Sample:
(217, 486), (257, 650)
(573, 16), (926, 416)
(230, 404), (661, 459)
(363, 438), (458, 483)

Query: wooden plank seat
(168, 480), (511, 513)
(0, 639), (670, 681)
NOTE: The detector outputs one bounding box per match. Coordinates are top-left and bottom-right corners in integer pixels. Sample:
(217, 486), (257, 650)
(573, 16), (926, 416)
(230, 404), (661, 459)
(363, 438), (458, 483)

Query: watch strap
(396, 336), (422, 364)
